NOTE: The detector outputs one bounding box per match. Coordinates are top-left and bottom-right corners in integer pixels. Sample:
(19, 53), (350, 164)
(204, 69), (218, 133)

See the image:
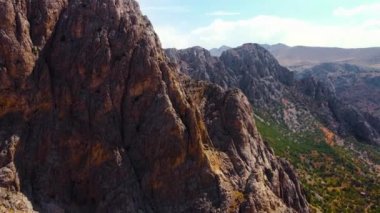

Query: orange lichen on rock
(228, 190), (245, 213)
(150, 179), (164, 190)
(320, 126), (336, 146)
(89, 143), (112, 167)
(129, 78), (154, 97)
(0, 94), (28, 117)
(172, 153), (186, 168)
(204, 149), (223, 174)
(27, 102), (52, 117)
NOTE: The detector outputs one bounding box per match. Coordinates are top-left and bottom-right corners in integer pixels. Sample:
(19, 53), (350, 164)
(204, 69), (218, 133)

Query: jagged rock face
(0, 135), (20, 191)
(0, 0), (308, 212)
(166, 47), (236, 89)
(220, 44), (294, 87)
(166, 45), (314, 132)
(181, 79), (308, 212)
(0, 135), (35, 212)
(296, 64), (380, 145)
(167, 45), (380, 145)
(219, 44), (299, 124)
(297, 63), (380, 119)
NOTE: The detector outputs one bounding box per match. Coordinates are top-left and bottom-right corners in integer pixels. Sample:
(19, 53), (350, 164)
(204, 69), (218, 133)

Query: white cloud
(154, 15), (380, 49)
(334, 3), (380, 17)
(140, 6), (189, 13)
(154, 26), (192, 49)
(206, 11), (240, 16)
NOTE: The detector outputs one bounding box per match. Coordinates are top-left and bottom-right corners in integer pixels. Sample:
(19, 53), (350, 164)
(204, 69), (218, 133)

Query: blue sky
(137, 0), (380, 49)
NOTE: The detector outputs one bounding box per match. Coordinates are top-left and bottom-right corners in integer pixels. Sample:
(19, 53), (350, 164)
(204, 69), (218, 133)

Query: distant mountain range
(210, 44), (380, 70)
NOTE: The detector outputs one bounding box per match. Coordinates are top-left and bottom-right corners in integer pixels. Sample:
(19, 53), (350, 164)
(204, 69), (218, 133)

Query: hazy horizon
(176, 43), (380, 51)
(137, 0), (380, 49)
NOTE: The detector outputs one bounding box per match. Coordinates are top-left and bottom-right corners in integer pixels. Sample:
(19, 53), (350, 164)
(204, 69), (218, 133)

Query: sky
(137, 0), (380, 49)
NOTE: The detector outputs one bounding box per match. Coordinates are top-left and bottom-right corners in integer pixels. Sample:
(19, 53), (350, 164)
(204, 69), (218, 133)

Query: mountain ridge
(167, 43), (380, 212)
(261, 44), (380, 70)
(166, 44), (380, 146)
(209, 44), (380, 70)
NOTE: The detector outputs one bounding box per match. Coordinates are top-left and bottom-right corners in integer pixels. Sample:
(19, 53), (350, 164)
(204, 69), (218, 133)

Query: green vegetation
(255, 118), (380, 213)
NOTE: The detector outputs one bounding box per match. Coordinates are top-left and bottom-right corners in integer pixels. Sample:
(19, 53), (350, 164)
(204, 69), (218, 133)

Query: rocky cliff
(296, 63), (380, 145)
(167, 45), (380, 146)
(166, 45), (315, 132)
(0, 0), (308, 212)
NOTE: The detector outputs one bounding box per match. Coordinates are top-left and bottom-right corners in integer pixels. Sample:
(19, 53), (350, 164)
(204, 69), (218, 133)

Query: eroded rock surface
(166, 45), (314, 132)
(0, 0), (309, 212)
(167, 45), (380, 145)
(296, 63), (380, 145)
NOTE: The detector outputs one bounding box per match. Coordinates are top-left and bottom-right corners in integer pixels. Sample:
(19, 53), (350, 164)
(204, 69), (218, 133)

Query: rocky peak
(169, 44), (380, 145)
(209, 45), (231, 57)
(221, 43), (294, 86)
(165, 46), (236, 89)
(167, 44), (306, 131)
(0, 0), (309, 212)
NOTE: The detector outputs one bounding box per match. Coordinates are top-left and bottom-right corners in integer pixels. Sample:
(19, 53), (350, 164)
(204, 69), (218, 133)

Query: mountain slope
(166, 44), (380, 212)
(167, 44), (380, 146)
(297, 63), (380, 119)
(0, 0), (308, 212)
(166, 44), (313, 132)
(295, 64), (380, 145)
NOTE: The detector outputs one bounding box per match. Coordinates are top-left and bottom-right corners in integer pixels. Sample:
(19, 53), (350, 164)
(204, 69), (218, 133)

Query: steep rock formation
(166, 45), (313, 132)
(181, 79), (308, 212)
(297, 63), (380, 119)
(0, 135), (35, 212)
(0, 0), (308, 212)
(219, 44), (296, 117)
(166, 47), (237, 88)
(296, 64), (380, 145)
(167, 45), (380, 145)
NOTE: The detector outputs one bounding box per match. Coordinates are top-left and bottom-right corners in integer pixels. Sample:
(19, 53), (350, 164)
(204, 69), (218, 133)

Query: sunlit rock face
(0, 0), (308, 212)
